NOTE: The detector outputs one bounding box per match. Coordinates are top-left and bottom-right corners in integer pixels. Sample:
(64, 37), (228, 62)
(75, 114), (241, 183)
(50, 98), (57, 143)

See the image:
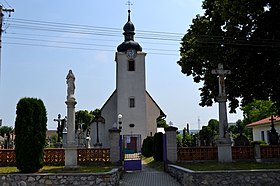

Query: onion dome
(117, 10), (142, 52)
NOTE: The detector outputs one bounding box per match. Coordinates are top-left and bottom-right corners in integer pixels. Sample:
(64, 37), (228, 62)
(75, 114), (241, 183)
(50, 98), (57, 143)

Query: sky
(0, 0), (243, 130)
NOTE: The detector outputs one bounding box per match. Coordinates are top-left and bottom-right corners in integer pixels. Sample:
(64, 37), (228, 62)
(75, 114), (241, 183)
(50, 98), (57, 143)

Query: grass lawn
(142, 157), (164, 171)
(0, 166), (113, 174)
(178, 161), (280, 171)
(142, 157), (280, 172)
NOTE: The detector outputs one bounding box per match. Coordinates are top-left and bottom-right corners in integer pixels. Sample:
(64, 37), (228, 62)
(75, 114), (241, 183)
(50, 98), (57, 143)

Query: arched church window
(128, 60), (135, 71)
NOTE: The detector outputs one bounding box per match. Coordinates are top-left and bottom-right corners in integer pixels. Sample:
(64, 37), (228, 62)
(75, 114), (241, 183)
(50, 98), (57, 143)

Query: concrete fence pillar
(109, 128), (121, 164)
(164, 126), (178, 163)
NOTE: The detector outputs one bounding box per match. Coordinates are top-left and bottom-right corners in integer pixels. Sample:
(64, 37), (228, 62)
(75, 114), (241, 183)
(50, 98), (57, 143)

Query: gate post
(109, 128), (121, 165)
(164, 126), (178, 163)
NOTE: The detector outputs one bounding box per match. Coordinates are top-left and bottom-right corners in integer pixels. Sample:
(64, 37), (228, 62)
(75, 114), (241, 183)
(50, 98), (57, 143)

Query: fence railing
(78, 148), (110, 165)
(0, 149), (16, 166)
(261, 145), (280, 158)
(0, 148), (110, 166)
(178, 147), (218, 161)
(44, 148), (65, 166)
(178, 145), (280, 161)
(232, 146), (254, 160)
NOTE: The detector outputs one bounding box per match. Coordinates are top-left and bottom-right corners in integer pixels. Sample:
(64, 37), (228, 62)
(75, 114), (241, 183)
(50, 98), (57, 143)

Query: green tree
(207, 119), (219, 145)
(75, 110), (95, 131)
(177, 132), (182, 147)
(208, 119), (219, 135)
(241, 99), (277, 124)
(157, 117), (168, 128)
(15, 98), (47, 173)
(0, 126), (13, 148)
(178, 0), (280, 114)
(229, 119), (253, 141)
(181, 127), (194, 147)
(91, 108), (103, 123)
(199, 126), (212, 146)
(0, 126), (13, 137)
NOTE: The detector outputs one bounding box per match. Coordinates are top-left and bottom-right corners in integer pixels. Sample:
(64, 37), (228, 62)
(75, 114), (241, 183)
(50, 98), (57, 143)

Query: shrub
(251, 140), (267, 145)
(15, 98), (47, 173)
(153, 132), (163, 162)
(142, 136), (154, 157)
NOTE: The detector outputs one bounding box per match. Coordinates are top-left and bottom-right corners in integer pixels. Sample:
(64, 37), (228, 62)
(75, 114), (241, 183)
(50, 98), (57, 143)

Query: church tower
(96, 10), (165, 152)
(116, 10), (147, 138)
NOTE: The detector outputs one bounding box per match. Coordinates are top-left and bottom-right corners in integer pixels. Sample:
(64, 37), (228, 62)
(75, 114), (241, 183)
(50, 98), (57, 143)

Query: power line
(7, 18), (280, 47)
(1, 17), (181, 55)
(3, 42), (178, 56)
(3, 36), (179, 52)
(2, 0), (12, 8)
(9, 18), (183, 37)
(6, 18), (182, 41)
(5, 32), (179, 46)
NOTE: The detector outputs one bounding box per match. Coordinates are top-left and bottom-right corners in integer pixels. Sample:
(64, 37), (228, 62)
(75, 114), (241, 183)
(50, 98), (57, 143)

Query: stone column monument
(211, 63), (232, 162)
(64, 70), (79, 169)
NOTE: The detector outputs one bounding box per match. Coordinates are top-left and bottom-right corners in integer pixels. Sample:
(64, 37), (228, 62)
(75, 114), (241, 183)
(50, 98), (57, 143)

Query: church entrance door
(126, 137), (137, 152)
(122, 135), (142, 171)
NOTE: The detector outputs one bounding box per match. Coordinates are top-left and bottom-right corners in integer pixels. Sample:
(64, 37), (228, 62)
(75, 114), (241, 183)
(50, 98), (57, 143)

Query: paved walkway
(119, 161), (181, 186)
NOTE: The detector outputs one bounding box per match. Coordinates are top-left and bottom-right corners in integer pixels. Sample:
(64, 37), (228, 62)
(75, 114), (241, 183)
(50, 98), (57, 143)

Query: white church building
(90, 10), (165, 153)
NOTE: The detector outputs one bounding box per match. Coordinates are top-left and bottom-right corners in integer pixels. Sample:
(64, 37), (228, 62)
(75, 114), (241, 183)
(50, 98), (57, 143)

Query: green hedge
(142, 136), (154, 157)
(15, 98), (47, 173)
(153, 132), (163, 162)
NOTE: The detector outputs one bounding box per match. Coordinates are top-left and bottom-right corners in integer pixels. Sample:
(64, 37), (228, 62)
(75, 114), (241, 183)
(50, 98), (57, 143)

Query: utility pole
(0, 5), (14, 130)
(0, 5), (14, 83)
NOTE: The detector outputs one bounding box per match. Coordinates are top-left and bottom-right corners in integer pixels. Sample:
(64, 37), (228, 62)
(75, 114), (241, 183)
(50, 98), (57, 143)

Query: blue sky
(0, 0), (243, 130)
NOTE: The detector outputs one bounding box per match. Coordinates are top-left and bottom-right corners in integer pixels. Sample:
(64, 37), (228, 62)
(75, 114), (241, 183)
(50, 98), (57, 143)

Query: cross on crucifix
(270, 115), (276, 123)
(126, 0), (133, 11)
(54, 114), (63, 142)
(211, 63), (231, 96)
(269, 115), (277, 132)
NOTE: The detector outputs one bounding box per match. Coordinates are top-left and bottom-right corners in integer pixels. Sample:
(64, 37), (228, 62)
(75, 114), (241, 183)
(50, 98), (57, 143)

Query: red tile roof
(247, 116), (280, 127)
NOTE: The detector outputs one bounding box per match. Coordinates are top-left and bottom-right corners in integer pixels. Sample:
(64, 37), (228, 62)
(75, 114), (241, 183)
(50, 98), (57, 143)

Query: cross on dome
(126, 0), (133, 12)
(117, 2), (142, 52)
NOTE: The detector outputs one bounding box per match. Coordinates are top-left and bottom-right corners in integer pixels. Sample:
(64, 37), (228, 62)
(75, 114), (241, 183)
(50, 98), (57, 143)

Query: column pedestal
(217, 143), (232, 162)
(64, 145), (79, 169)
(64, 98), (78, 169)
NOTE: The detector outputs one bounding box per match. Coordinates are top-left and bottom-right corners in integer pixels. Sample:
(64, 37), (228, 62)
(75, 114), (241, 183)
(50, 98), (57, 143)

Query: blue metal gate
(124, 153), (142, 171)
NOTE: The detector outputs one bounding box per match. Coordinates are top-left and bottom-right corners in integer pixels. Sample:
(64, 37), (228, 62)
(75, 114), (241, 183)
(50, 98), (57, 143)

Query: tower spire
(117, 1), (142, 52)
(126, 1), (132, 21)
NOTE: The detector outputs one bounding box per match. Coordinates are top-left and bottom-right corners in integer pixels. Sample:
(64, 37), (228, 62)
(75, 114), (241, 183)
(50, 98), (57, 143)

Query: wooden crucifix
(211, 63), (231, 96)
(54, 114), (62, 142)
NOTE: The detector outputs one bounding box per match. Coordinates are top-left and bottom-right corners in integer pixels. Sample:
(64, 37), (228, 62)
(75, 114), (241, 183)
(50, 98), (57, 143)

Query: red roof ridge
(247, 116), (280, 127)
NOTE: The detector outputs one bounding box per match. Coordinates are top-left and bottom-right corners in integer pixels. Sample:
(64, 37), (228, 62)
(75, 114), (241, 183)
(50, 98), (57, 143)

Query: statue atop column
(211, 63), (231, 143)
(212, 63), (233, 162)
(66, 70), (75, 100)
(64, 69), (78, 168)
(212, 63), (231, 97)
